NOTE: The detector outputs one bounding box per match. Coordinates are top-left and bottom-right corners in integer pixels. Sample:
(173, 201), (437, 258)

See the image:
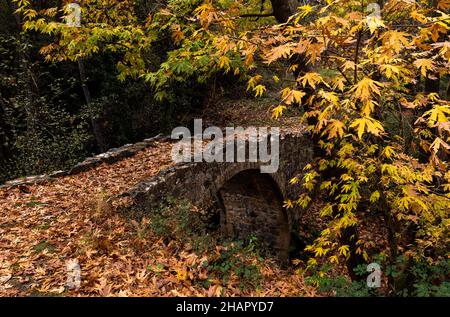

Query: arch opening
(217, 169), (290, 264)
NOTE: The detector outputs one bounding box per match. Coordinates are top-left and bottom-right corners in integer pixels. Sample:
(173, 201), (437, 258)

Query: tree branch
(354, 29), (363, 83)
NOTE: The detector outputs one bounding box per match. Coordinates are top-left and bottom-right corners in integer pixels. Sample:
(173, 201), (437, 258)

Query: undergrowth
(138, 197), (264, 291)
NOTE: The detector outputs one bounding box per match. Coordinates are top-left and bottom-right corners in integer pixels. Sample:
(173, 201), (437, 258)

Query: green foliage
(305, 263), (374, 297)
(32, 240), (56, 254)
(202, 237), (263, 291)
(305, 256), (450, 297)
(0, 34), (92, 182)
(10, 103), (92, 175)
(144, 197), (263, 291)
(0, 6), (206, 183)
(146, 197), (208, 239)
(385, 257), (450, 297)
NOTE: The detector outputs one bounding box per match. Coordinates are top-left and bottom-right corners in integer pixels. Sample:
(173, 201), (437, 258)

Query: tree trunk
(425, 76), (440, 94)
(446, 80), (450, 100)
(0, 101), (10, 163)
(270, 0), (295, 23)
(77, 58), (107, 152)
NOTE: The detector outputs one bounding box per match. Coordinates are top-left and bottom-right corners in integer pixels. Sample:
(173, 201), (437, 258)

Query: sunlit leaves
(297, 193), (312, 209)
(438, 0), (450, 10)
(410, 10), (427, 24)
(265, 43), (294, 64)
(349, 117), (384, 139)
(413, 59), (434, 77)
(370, 191), (380, 203)
(303, 171), (318, 191)
(246, 75), (262, 91)
(426, 21), (449, 43)
(253, 84), (266, 97)
(194, 1), (217, 28)
(338, 245), (350, 258)
(323, 120), (346, 139)
(349, 77), (382, 102)
(283, 199), (294, 209)
(280, 87), (306, 105)
(424, 105), (450, 126)
(218, 55), (231, 72)
(319, 204), (333, 217)
(382, 146), (397, 159)
(332, 76), (345, 92)
(430, 137), (450, 154)
(360, 100), (377, 117)
(379, 64), (401, 80)
(298, 4), (314, 18)
(366, 15), (385, 34)
(271, 105), (286, 119)
(380, 30), (410, 53)
(298, 72), (322, 89)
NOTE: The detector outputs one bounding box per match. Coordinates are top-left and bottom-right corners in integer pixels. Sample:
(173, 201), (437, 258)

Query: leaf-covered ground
(0, 139), (316, 297)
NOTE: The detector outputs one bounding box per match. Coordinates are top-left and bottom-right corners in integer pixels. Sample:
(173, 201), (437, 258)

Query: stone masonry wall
(0, 134), (168, 189)
(127, 131), (313, 263)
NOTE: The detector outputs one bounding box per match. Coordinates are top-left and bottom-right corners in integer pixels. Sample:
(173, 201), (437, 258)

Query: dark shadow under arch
(218, 169), (290, 264)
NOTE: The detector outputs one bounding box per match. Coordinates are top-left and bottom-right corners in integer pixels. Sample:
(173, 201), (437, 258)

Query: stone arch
(217, 169), (290, 264)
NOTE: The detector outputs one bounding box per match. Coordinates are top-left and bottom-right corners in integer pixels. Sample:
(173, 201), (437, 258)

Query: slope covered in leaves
(0, 139), (315, 297)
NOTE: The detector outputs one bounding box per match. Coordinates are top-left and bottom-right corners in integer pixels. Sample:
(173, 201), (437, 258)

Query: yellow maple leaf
(332, 76), (345, 91)
(253, 84), (266, 97)
(438, 0), (450, 10)
(329, 255), (339, 264)
(349, 117), (384, 139)
(437, 41), (450, 60)
(298, 4), (313, 18)
(265, 44), (294, 64)
(341, 60), (356, 72)
(349, 77), (382, 102)
(298, 72), (322, 89)
(271, 105), (286, 119)
(281, 88), (305, 105)
(427, 22), (449, 42)
(246, 75), (262, 91)
(283, 200), (294, 209)
(413, 58), (434, 77)
(382, 145), (397, 159)
(324, 120), (346, 139)
(366, 16), (385, 34)
(218, 55), (231, 71)
(424, 105), (450, 125)
(338, 245), (350, 257)
(380, 64), (401, 79)
(370, 191), (380, 203)
(361, 100), (377, 117)
(380, 30), (410, 53)
(410, 10), (428, 24)
(292, 90), (306, 103)
(430, 137), (450, 153)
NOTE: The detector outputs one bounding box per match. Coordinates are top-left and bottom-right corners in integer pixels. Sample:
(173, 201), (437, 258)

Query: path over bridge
(128, 129), (313, 264)
(0, 126), (312, 265)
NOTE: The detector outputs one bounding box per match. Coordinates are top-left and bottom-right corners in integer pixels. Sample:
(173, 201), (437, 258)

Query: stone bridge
(127, 130), (313, 264)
